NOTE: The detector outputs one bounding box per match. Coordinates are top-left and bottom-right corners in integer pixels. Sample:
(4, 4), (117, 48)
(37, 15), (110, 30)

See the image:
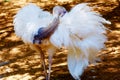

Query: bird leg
(39, 47), (48, 80)
(29, 44), (48, 80)
(48, 54), (53, 80)
(47, 47), (56, 80)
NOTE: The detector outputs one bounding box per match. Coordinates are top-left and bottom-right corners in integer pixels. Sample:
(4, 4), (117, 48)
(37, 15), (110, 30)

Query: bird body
(13, 3), (110, 80)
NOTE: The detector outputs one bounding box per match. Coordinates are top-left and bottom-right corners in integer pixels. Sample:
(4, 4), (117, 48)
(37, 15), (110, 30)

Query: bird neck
(33, 16), (59, 44)
(44, 15), (59, 35)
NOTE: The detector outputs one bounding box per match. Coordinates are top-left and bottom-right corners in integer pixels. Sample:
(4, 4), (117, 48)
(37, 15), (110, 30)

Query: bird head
(53, 6), (67, 17)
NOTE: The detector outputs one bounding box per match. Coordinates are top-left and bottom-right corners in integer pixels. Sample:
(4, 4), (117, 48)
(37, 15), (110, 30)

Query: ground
(0, 0), (120, 80)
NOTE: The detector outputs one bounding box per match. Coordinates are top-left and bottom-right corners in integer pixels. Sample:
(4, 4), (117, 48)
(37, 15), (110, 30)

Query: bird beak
(61, 11), (66, 17)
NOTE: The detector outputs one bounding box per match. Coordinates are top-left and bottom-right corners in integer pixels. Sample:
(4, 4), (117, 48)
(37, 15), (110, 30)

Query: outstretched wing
(50, 3), (110, 79)
(14, 3), (53, 43)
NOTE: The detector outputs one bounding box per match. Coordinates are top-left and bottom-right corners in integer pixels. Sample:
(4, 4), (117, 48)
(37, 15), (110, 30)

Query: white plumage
(13, 3), (110, 80)
(14, 4), (53, 43)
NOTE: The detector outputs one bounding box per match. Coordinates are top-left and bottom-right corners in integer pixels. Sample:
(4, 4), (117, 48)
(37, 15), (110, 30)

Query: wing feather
(50, 3), (110, 79)
(14, 3), (53, 43)
(51, 3), (110, 48)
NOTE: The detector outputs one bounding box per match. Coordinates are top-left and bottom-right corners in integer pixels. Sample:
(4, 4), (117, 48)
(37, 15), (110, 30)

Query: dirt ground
(0, 0), (120, 80)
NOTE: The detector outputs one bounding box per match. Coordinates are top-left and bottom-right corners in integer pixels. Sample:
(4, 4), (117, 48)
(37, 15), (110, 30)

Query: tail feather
(67, 48), (89, 80)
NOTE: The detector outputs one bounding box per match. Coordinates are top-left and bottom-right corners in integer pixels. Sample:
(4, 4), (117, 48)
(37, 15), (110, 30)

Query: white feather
(14, 3), (110, 80)
(50, 3), (110, 79)
(14, 3), (53, 43)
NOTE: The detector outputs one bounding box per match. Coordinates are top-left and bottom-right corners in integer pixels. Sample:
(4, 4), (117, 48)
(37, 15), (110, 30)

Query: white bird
(13, 3), (110, 80)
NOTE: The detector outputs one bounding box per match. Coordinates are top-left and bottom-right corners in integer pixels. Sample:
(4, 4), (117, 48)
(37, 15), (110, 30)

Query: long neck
(33, 15), (60, 44)
(43, 15), (59, 38)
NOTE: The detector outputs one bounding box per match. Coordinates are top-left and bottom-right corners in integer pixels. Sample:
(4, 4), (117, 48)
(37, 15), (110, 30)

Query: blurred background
(0, 0), (120, 80)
